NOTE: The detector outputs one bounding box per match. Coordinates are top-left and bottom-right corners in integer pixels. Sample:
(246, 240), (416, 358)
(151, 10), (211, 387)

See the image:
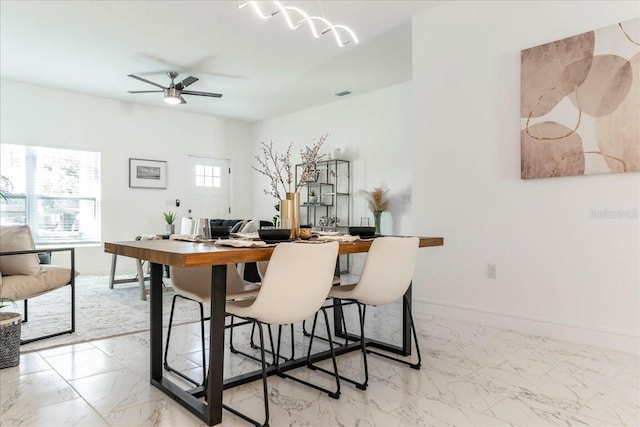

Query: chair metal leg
(23, 299), (28, 323)
(366, 294), (422, 369)
(290, 323), (295, 361)
(163, 295), (203, 387)
(20, 282), (75, 345)
(310, 299), (369, 390)
(229, 315), (237, 353)
(70, 258), (75, 333)
(274, 309), (341, 399)
(250, 322), (258, 349)
(223, 320), (270, 427)
(199, 302), (207, 380)
(303, 299), (352, 347)
(338, 302), (368, 390)
(229, 320), (282, 366)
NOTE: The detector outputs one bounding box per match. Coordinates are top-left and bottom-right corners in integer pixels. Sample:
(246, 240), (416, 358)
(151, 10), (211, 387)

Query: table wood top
(104, 236), (444, 267)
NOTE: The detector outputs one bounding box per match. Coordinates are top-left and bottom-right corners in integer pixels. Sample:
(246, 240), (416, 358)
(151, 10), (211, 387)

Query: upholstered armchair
(0, 225), (76, 344)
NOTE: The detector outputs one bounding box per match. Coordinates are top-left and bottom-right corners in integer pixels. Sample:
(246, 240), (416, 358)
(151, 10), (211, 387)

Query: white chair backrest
(240, 241), (339, 325)
(257, 261), (269, 280)
(170, 263), (249, 301)
(350, 237), (419, 306)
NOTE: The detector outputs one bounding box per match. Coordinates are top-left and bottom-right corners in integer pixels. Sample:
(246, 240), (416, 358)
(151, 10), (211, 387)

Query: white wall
(252, 82), (414, 236)
(412, 1), (640, 353)
(0, 80), (254, 274)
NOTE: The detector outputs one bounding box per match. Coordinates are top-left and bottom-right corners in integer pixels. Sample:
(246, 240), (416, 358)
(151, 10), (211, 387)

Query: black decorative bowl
(258, 228), (291, 243)
(348, 226), (376, 237)
(210, 226), (231, 237)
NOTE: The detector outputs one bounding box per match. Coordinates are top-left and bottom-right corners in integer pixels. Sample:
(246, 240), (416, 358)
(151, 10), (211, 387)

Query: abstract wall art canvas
(521, 18), (639, 179)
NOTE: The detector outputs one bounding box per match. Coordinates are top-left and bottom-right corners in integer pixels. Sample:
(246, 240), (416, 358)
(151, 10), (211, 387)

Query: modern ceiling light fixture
(127, 72), (223, 105)
(238, 1), (359, 47)
(163, 88), (182, 105)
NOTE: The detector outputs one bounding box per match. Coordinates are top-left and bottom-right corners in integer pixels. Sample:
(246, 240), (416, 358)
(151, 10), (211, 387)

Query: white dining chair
(322, 236), (421, 391)
(224, 241), (341, 427)
(164, 263), (260, 387)
(252, 259), (344, 359)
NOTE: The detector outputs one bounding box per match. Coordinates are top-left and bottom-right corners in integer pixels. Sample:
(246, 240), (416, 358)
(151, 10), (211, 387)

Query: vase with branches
(252, 134), (328, 237)
(252, 134), (328, 199)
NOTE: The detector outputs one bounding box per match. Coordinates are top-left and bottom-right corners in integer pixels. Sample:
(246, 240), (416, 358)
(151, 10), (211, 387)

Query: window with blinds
(0, 143), (101, 245)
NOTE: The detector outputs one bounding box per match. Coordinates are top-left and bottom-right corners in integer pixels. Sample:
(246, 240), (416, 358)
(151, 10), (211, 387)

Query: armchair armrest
(0, 247), (75, 257)
(0, 247), (76, 301)
(0, 247), (75, 279)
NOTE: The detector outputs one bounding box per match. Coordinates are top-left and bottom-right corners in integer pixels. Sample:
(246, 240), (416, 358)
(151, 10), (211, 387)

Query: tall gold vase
(280, 199), (293, 230)
(285, 192), (300, 238)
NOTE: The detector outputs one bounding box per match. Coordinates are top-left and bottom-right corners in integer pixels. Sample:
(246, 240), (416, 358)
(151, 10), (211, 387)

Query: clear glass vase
(373, 211), (382, 235)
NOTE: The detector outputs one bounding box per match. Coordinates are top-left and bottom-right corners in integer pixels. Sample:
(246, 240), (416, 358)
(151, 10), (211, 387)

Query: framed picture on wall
(129, 158), (167, 189)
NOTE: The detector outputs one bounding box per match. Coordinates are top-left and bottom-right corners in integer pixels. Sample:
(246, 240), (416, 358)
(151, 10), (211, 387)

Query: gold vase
(285, 192), (301, 238)
(280, 199), (293, 230)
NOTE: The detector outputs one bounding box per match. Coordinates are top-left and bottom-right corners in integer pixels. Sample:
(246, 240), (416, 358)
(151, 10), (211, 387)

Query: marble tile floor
(1, 307), (638, 427)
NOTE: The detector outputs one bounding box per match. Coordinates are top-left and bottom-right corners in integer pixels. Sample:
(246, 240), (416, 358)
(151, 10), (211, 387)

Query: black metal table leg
(400, 283), (413, 355)
(148, 263), (228, 426)
(150, 263), (164, 382)
(207, 264), (227, 425)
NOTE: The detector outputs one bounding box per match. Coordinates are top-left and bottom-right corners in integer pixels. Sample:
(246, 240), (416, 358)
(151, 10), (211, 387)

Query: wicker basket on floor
(0, 312), (21, 369)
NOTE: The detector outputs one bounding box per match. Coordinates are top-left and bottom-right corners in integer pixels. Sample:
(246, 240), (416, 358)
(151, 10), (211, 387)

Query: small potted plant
(309, 190), (318, 204)
(0, 299), (21, 369)
(163, 211), (176, 234)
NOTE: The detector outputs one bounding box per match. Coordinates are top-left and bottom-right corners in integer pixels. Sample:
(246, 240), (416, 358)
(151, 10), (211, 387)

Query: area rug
(17, 275), (207, 352)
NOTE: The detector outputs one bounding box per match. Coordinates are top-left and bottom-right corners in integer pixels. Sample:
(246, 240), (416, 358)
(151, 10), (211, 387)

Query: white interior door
(186, 155), (230, 219)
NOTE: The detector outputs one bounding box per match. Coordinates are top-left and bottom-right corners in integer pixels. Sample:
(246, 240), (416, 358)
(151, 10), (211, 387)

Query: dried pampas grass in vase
(358, 187), (389, 234)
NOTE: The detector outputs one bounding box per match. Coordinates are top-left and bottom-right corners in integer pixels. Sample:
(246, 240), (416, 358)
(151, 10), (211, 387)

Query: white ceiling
(0, 1), (441, 122)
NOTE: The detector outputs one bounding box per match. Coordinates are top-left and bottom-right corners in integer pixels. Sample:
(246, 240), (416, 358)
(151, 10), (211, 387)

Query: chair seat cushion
(226, 283), (260, 301)
(170, 265), (261, 303)
(328, 283), (357, 299)
(0, 265), (74, 301)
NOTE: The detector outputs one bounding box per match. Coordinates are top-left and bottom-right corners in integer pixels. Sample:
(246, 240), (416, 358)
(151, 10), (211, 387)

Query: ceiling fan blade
(180, 96), (187, 104)
(127, 90), (163, 93)
(181, 90), (223, 98)
(127, 74), (166, 89)
(180, 76), (198, 88)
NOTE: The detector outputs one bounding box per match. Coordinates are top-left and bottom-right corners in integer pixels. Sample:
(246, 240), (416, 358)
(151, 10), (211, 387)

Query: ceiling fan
(127, 72), (222, 104)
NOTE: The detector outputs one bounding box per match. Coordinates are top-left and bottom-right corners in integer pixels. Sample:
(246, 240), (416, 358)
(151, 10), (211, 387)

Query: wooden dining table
(104, 236), (443, 426)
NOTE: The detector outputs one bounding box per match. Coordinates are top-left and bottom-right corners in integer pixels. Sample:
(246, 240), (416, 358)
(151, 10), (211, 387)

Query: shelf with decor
(296, 159), (350, 230)
(296, 159), (351, 271)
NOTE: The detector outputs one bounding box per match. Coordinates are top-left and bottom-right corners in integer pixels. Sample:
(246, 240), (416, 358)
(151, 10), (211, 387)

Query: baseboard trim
(413, 298), (639, 355)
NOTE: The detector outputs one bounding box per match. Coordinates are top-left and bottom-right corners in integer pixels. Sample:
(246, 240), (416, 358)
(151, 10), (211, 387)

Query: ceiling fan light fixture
(164, 88), (182, 105)
(127, 73), (222, 103)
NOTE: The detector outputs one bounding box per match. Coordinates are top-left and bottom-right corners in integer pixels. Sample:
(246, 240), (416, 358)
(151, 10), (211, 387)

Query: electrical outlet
(487, 264), (496, 279)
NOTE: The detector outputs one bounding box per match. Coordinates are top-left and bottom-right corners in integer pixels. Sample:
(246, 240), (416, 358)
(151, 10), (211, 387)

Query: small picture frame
(129, 158), (167, 189)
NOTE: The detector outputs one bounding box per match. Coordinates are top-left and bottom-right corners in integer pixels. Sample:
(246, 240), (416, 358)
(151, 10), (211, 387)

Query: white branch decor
(238, 1), (359, 47)
(253, 134), (328, 199)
